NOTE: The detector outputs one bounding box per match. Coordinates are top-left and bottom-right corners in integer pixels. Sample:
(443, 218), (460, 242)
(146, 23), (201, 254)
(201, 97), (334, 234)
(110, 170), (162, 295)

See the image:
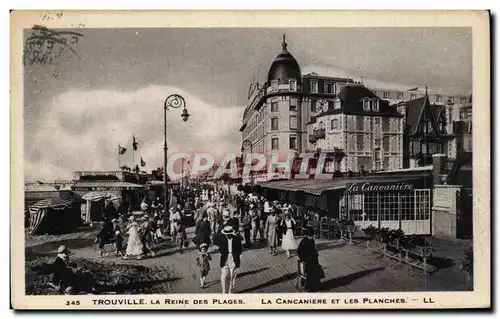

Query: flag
(140, 157), (146, 167)
(407, 87), (419, 91)
(118, 145), (127, 155)
(132, 135), (138, 151)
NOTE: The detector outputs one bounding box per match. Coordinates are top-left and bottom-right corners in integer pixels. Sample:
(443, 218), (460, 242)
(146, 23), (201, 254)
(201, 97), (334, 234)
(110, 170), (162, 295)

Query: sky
(23, 27), (472, 181)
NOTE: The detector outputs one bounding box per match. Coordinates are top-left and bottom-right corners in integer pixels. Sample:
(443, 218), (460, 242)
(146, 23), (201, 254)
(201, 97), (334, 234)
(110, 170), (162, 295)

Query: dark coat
(214, 234), (243, 268)
(52, 257), (76, 287)
(194, 219), (211, 246)
(297, 237), (319, 265)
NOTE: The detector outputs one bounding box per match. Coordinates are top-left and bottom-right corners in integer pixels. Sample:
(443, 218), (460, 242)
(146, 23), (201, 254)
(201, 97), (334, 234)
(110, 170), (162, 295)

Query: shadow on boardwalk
(203, 267), (271, 288)
(239, 272), (298, 293)
(318, 267), (385, 291)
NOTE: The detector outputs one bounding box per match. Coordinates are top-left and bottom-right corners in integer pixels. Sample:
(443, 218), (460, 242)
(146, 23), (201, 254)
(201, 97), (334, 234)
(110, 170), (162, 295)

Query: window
(364, 117), (371, 131)
(331, 119), (339, 130)
(396, 92), (404, 100)
(271, 117), (279, 130)
(371, 99), (379, 111)
(448, 107), (453, 124)
(448, 96), (455, 103)
(390, 136), (398, 152)
(271, 101), (278, 112)
(289, 79), (297, 92)
(310, 80), (318, 93)
(460, 96), (468, 104)
(334, 99), (341, 109)
(380, 193), (399, 221)
(410, 93), (417, 100)
(271, 137), (279, 150)
(356, 134), (364, 151)
(289, 98), (298, 111)
(363, 99), (370, 111)
(435, 94), (442, 103)
(271, 80), (278, 91)
(311, 100), (317, 112)
(289, 135), (297, 149)
(289, 115), (298, 130)
(383, 92), (390, 99)
(325, 82), (334, 94)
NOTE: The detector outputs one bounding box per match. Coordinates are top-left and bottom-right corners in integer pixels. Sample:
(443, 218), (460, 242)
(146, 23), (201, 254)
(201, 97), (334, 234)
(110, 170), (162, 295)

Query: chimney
(432, 153), (447, 185)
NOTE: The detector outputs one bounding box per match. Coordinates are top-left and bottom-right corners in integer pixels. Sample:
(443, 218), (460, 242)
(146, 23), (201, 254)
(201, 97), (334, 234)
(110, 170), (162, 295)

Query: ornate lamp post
(163, 94), (189, 231)
(241, 139), (253, 184)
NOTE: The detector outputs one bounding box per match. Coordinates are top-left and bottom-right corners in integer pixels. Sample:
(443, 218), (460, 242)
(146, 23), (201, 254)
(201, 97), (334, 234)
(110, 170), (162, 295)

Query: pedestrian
(194, 212), (211, 248)
(241, 210), (252, 248)
(140, 216), (156, 257)
(196, 243), (212, 288)
(214, 226), (243, 294)
(169, 207), (181, 242)
(264, 208), (280, 255)
(281, 212), (297, 258)
(123, 216), (144, 260)
(249, 203), (261, 242)
(114, 230), (125, 257)
(297, 226), (324, 292)
(178, 210), (189, 254)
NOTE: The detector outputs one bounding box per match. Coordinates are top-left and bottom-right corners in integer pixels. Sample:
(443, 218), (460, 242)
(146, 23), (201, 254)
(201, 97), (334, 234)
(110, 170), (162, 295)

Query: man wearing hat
(169, 206), (181, 241)
(214, 225), (243, 294)
(297, 226), (323, 292)
(50, 245), (98, 294)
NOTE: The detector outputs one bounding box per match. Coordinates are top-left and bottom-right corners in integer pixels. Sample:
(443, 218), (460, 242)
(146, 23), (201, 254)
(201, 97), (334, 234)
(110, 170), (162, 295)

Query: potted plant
(378, 227), (391, 244)
(388, 229), (405, 248)
(362, 225), (378, 241)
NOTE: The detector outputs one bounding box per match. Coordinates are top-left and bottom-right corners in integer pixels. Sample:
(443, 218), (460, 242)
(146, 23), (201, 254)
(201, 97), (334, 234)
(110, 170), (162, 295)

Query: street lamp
(163, 94), (189, 231)
(241, 139), (253, 184)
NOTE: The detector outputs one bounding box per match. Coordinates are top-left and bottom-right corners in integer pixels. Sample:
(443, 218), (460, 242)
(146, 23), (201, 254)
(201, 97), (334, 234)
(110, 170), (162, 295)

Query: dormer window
(325, 82), (334, 94)
(334, 98), (341, 110)
(271, 80), (278, 91)
(363, 98), (370, 111)
(371, 99), (379, 111)
(310, 80), (318, 93)
(289, 79), (297, 92)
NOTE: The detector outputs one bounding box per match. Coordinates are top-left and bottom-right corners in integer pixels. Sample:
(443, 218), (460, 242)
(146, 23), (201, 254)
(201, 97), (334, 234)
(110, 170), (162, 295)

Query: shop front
(341, 179), (432, 235)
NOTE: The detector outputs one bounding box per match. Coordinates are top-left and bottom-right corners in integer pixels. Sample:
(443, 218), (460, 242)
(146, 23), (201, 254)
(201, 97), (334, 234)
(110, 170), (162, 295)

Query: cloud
(25, 86), (243, 181)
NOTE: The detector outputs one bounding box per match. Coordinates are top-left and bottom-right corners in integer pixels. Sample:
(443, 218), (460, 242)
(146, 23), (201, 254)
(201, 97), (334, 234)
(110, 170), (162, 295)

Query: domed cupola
(267, 34), (302, 85)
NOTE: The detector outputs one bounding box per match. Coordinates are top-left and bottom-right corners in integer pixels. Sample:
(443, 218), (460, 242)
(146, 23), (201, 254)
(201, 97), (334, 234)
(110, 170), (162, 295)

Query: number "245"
(66, 300), (80, 306)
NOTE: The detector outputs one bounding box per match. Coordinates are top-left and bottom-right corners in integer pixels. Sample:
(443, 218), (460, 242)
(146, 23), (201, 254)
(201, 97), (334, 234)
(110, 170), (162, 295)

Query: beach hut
(29, 196), (83, 235)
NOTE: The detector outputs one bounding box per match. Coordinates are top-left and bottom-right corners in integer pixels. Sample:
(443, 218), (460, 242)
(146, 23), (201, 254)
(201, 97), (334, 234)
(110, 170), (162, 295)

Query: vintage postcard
(11, 10), (490, 310)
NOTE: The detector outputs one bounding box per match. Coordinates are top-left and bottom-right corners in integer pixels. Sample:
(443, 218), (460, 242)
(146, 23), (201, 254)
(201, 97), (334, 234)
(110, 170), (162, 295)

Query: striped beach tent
(29, 196), (84, 235)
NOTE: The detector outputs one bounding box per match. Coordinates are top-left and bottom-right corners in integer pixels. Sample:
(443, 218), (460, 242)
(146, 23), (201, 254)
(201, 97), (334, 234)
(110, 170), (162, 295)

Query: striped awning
(73, 181), (144, 190)
(259, 179), (347, 196)
(29, 196), (83, 211)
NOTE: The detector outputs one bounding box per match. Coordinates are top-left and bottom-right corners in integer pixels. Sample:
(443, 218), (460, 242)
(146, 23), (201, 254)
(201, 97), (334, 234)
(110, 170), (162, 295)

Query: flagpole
(118, 144), (120, 169)
(132, 134), (135, 169)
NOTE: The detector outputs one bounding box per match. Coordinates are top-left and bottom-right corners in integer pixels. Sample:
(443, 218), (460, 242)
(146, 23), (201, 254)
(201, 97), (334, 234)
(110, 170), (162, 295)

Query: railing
(313, 128), (326, 139)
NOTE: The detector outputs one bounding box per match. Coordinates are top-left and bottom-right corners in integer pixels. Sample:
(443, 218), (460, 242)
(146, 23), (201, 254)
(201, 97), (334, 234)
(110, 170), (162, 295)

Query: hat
(199, 243), (208, 250)
(169, 207), (176, 212)
(115, 230), (121, 235)
(221, 225), (236, 236)
(57, 245), (70, 254)
(222, 210), (230, 217)
(304, 226), (315, 237)
(112, 218), (118, 223)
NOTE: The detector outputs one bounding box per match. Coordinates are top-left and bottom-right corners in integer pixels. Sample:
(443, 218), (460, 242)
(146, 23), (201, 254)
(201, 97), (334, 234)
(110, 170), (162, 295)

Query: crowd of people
(67, 183), (325, 294)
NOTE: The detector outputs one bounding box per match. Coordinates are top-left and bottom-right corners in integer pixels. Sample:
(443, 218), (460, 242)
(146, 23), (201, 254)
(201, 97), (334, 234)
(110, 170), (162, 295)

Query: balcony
(313, 128), (326, 139)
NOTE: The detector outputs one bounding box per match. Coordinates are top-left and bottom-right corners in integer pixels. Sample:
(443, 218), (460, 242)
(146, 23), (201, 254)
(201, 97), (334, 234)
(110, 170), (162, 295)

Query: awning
(82, 191), (121, 202)
(73, 181), (144, 190)
(30, 196), (83, 211)
(259, 174), (431, 196)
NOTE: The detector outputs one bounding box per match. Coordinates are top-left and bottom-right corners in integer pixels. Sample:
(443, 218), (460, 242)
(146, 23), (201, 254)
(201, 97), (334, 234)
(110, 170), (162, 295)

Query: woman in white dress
(123, 216), (144, 260)
(281, 212), (297, 258)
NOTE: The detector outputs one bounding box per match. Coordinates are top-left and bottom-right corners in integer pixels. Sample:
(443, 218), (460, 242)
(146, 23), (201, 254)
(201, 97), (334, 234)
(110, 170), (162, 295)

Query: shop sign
(346, 182), (415, 193)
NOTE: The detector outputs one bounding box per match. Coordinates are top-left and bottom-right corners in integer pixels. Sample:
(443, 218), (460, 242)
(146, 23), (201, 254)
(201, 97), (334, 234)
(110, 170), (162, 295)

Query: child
(114, 230), (125, 257)
(195, 243), (212, 288)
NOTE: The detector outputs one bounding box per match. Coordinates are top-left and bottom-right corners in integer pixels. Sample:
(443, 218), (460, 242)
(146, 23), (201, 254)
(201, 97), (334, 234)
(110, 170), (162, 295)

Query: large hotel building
(239, 36), (471, 181)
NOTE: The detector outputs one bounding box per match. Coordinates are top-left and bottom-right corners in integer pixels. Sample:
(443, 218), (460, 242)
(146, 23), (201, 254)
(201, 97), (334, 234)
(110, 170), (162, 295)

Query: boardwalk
(25, 226), (472, 294)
